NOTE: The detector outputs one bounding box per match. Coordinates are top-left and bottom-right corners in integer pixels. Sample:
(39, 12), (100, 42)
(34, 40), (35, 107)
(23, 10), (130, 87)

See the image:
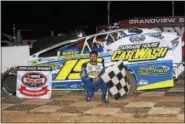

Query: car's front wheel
(1, 67), (17, 96)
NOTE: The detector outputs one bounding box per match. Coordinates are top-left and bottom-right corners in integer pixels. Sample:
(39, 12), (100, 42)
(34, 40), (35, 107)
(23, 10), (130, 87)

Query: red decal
(18, 85), (49, 97)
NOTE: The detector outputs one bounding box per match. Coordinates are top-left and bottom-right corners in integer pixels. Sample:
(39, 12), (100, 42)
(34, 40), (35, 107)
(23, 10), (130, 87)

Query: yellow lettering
(111, 50), (122, 61)
(144, 49), (155, 59)
(63, 50), (79, 56)
(135, 48), (149, 59)
(119, 51), (126, 60)
(111, 47), (168, 62)
(126, 50), (135, 61)
(157, 47), (168, 58)
(152, 48), (159, 58)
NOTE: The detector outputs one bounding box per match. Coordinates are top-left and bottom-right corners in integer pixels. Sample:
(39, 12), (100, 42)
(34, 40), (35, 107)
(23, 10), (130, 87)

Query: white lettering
(163, 19), (167, 23)
(129, 18), (176, 24)
(129, 20), (133, 24)
(145, 19), (150, 23)
(167, 18), (176, 23)
(179, 18), (184, 23)
(155, 19), (161, 23)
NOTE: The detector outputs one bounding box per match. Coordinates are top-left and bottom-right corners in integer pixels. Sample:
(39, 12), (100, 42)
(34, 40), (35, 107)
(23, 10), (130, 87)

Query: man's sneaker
(86, 97), (91, 102)
(102, 95), (109, 103)
(102, 99), (110, 104)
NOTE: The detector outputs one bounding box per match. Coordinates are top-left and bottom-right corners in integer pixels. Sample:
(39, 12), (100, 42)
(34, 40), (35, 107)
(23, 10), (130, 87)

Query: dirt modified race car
(2, 28), (184, 97)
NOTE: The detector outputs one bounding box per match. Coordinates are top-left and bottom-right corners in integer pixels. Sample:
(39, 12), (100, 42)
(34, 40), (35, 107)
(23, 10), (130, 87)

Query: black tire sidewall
(120, 70), (137, 99)
(2, 74), (17, 95)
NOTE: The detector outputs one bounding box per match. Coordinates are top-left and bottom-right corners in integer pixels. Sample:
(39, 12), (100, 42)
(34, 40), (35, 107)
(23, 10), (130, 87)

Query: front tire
(1, 67), (17, 96)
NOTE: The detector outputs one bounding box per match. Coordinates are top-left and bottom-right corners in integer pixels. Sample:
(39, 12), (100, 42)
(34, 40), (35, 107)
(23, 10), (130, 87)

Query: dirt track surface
(1, 77), (184, 123)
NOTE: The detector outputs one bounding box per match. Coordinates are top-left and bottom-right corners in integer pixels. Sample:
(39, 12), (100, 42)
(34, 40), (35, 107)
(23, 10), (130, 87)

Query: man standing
(81, 51), (109, 103)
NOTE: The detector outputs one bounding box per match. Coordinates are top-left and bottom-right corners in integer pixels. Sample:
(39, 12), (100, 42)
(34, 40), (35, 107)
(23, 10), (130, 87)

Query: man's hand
(93, 77), (100, 82)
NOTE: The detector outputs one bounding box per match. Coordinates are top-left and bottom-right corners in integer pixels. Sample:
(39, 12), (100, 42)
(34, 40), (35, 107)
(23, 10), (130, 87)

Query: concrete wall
(1, 46), (30, 73)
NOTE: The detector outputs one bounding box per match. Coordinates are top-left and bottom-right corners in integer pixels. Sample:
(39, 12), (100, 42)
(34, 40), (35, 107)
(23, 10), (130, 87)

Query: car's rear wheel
(120, 70), (137, 99)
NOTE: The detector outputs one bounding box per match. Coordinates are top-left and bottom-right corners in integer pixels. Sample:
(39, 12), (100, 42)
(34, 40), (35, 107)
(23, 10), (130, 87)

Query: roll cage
(31, 27), (160, 58)
(31, 29), (128, 58)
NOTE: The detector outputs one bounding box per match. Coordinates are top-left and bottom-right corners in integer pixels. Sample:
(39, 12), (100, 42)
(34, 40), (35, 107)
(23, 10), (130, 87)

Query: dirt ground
(1, 76), (184, 123)
(2, 111), (184, 123)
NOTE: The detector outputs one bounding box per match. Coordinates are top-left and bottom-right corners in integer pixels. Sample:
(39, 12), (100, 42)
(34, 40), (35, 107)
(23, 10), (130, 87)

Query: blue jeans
(82, 78), (108, 100)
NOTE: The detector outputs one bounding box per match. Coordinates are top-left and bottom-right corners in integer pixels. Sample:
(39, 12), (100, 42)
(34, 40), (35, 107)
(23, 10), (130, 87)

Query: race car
(2, 28), (184, 97)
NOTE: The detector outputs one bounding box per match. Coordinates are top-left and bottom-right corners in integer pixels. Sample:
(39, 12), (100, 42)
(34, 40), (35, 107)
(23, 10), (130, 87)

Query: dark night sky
(1, 1), (185, 35)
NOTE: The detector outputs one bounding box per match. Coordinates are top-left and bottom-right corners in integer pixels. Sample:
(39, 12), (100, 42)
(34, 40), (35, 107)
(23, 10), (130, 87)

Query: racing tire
(120, 70), (137, 99)
(1, 67), (17, 96)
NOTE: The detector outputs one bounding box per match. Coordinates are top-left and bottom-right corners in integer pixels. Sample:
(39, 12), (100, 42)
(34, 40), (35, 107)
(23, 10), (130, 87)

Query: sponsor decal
(129, 34), (145, 43)
(53, 84), (67, 88)
(139, 79), (148, 85)
(88, 71), (100, 78)
(144, 32), (162, 38)
(38, 58), (57, 62)
(34, 63), (61, 70)
(19, 72), (49, 97)
(96, 65), (102, 70)
(59, 54), (87, 60)
(71, 84), (78, 88)
(22, 72), (47, 88)
(138, 65), (170, 76)
(111, 42), (168, 62)
(62, 50), (79, 56)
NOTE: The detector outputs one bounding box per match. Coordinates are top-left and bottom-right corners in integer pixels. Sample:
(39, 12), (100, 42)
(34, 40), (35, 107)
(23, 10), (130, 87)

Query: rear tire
(121, 70), (137, 99)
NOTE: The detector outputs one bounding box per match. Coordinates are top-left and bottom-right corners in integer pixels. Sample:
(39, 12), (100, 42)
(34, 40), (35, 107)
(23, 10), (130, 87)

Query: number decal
(55, 58), (103, 80)
(68, 58), (89, 80)
(55, 60), (78, 80)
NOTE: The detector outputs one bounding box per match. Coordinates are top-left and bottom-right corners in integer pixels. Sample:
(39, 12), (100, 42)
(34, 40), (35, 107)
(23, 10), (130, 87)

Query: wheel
(1, 67), (17, 96)
(120, 70), (137, 99)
